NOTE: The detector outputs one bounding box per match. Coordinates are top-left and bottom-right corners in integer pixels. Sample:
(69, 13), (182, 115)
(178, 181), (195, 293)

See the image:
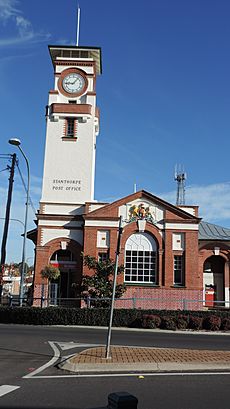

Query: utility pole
(0, 153), (17, 298)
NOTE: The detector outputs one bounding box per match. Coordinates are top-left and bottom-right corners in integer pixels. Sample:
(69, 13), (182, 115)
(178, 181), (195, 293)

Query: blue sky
(0, 0), (230, 263)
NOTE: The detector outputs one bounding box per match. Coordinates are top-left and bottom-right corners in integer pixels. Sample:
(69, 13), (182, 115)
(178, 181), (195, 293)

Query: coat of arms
(129, 203), (155, 224)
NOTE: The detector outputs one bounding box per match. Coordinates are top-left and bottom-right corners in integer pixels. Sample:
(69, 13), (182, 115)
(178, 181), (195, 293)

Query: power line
(15, 162), (36, 215)
(0, 167), (10, 173)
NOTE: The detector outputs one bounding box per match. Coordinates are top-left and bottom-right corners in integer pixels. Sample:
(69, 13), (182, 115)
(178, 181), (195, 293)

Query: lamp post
(105, 216), (123, 359)
(8, 138), (30, 306)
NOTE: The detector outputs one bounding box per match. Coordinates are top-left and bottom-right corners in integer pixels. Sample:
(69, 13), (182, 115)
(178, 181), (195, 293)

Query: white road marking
(22, 372), (230, 379)
(57, 342), (102, 350)
(23, 340), (230, 380)
(0, 385), (20, 397)
(23, 341), (60, 379)
(24, 340), (103, 378)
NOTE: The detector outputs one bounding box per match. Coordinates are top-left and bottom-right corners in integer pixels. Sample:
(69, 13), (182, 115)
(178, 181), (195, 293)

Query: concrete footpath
(60, 345), (230, 374)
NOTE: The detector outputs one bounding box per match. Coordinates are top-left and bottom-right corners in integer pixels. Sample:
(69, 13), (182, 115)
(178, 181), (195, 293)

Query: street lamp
(8, 138), (30, 306)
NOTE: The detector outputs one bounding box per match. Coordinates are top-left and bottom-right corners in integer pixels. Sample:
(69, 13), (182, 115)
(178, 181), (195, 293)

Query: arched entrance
(49, 248), (81, 306)
(203, 255), (225, 305)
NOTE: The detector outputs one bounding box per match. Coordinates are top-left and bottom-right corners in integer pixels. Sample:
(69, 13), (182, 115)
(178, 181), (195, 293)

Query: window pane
(174, 255), (184, 285)
(125, 245), (157, 284)
(66, 118), (75, 137)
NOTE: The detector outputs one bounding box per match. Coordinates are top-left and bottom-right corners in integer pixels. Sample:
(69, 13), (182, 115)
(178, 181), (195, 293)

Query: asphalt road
(0, 324), (230, 409)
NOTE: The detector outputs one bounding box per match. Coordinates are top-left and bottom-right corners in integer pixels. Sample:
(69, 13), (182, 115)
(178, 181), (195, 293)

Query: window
(97, 230), (110, 248)
(50, 250), (76, 262)
(174, 255), (185, 286)
(172, 233), (185, 250)
(125, 233), (158, 284)
(66, 118), (75, 137)
(98, 252), (109, 263)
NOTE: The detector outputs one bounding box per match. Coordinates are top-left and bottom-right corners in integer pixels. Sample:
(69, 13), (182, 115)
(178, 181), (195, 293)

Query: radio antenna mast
(76, 4), (81, 46)
(174, 164), (187, 205)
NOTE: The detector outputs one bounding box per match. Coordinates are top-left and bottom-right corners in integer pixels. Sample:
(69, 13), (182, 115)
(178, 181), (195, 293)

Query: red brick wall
(116, 286), (203, 310)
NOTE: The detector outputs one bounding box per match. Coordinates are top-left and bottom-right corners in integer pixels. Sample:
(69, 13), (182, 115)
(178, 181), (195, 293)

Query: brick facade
(33, 190), (230, 310)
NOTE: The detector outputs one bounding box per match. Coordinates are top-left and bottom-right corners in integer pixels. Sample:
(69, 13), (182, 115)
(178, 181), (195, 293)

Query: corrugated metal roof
(199, 221), (230, 241)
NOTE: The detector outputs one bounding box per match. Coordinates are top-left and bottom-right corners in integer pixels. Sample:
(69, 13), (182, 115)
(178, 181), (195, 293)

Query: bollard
(87, 295), (91, 308)
(40, 295), (45, 308)
(107, 392), (138, 409)
(8, 295), (13, 307)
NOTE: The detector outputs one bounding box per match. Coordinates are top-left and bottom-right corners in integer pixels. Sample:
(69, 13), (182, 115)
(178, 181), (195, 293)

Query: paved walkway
(60, 346), (230, 374)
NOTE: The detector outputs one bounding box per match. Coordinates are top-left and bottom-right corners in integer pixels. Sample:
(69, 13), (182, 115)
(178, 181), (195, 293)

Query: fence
(1, 294), (230, 310)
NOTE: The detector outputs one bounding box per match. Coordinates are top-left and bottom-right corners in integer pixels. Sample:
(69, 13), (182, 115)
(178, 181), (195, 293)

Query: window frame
(65, 117), (76, 138)
(173, 254), (185, 286)
(98, 252), (109, 263)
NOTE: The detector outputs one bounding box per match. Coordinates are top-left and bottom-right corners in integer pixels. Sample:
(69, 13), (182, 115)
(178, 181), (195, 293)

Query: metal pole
(76, 5), (81, 46)
(0, 154), (17, 298)
(105, 216), (123, 359)
(17, 146), (30, 307)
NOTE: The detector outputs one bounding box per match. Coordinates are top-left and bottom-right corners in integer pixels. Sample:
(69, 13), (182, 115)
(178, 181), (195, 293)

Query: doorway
(49, 249), (78, 306)
(203, 255), (225, 305)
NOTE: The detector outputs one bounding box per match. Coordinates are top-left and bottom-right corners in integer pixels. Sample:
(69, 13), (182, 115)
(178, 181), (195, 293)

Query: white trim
(85, 220), (118, 227)
(165, 223), (199, 230)
(38, 220), (83, 227)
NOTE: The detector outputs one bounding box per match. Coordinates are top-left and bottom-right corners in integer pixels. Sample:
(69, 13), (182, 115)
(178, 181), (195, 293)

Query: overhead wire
(0, 167), (10, 173)
(15, 162), (37, 215)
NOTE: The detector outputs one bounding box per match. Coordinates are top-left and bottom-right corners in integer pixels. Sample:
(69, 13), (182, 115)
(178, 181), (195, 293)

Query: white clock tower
(33, 45), (103, 302)
(41, 45), (101, 204)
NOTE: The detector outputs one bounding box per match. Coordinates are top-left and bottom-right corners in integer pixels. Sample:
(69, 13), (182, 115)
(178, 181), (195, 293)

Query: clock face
(62, 73), (85, 94)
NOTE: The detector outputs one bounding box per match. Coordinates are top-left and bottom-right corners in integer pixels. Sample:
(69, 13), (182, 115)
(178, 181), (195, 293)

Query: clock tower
(33, 45), (102, 303)
(41, 45), (101, 204)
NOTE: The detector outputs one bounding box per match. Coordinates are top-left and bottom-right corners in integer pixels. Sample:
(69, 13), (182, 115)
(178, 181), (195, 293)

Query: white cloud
(0, 0), (50, 47)
(159, 182), (230, 225)
(0, 0), (19, 20)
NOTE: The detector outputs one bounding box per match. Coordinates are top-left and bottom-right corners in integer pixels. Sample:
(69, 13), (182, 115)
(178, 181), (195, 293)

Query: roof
(85, 190), (200, 222)
(48, 45), (102, 75)
(199, 221), (230, 241)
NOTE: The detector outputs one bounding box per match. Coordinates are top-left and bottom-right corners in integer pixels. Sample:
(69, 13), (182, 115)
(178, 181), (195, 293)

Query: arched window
(125, 233), (158, 284)
(50, 250), (76, 262)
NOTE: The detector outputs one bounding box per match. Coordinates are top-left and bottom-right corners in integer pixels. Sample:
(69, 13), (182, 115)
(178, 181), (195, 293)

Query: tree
(81, 254), (126, 307)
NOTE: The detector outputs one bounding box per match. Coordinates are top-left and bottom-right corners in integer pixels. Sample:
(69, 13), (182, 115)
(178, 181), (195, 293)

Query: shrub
(221, 318), (230, 331)
(160, 316), (177, 331)
(188, 315), (203, 330)
(203, 315), (221, 331)
(176, 314), (189, 330)
(113, 309), (142, 328)
(142, 314), (161, 329)
(0, 306), (229, 331)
